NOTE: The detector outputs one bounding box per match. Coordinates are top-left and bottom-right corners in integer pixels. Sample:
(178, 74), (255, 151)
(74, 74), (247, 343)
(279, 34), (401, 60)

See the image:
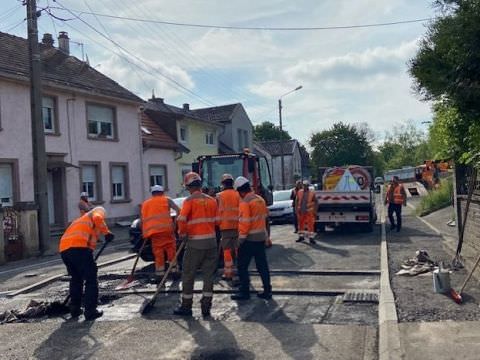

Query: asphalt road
(0, 222), (381, 359)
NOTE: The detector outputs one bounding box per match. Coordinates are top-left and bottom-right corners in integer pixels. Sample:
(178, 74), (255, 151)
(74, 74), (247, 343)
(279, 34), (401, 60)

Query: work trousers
(388, 203), (402, 230)
(181, 246), (218, 300)
(151, 232), (176, 271)
(61, 247), (98, 315)
(237, 241), (272, 295)
(220, 229), (238, 279)
(298, 212), (316, 238)
(293, 210), (298, 232)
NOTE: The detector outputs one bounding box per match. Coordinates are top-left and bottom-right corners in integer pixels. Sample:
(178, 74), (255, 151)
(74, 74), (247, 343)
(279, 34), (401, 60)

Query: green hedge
(417, 178), (453, 217)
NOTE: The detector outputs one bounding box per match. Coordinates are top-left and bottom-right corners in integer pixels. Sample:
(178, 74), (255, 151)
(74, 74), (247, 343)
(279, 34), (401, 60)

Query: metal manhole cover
(342, 291), (378, 303)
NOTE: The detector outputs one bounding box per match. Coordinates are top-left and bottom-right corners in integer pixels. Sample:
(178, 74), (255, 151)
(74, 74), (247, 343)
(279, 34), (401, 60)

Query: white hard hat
(80, 192), (89, 197)
(234, 176), (249, 190)
(91, 206), (106, 216)
(151, 185), (164, 193)
(302, 180), (310, 186)
(221, 173), (234, 182)
(184, 172), (202, 186)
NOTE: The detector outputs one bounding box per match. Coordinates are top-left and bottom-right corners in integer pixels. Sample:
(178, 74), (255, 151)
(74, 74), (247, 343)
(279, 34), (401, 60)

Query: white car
(170, 196), (186, 217)
(268, 190), (294, 224)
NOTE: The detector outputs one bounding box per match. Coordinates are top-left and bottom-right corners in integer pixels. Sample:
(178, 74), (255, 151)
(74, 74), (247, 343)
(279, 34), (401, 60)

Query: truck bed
(315, 190), (372, 205)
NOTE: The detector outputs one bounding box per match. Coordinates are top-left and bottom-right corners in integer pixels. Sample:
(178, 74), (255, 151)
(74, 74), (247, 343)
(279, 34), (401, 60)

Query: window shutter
(112, 166), (124, 184)
(0, 164), (13, 205)
(150, 166), (165, 177)
(82, 165), (96, 182)
(87, 105), (113, 123)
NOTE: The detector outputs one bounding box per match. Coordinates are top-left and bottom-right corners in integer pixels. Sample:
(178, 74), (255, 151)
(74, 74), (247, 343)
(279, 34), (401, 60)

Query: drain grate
(342, 291), (378, 303)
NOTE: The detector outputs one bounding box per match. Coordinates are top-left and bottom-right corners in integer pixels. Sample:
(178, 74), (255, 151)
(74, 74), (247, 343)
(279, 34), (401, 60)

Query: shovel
(451, 253), (480, 304)
(140, 239), (186, 315)
(115, 238), (148, 291)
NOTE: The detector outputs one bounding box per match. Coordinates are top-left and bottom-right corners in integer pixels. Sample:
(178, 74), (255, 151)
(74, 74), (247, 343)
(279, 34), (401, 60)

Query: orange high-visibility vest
(239, 191), (268, 242)
(177, 191), (217, 241)
(216, 189), (240, 230)
(296, 190), (316, 215)
(392, 185), (405, 205)
(59, 210), (110, 252)
(141, 195), (174, 238)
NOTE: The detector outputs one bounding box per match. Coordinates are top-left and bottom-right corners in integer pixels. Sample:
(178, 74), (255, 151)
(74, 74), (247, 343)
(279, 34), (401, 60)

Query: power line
(49, 6), (432, 31)
(52, 0), (216, 106)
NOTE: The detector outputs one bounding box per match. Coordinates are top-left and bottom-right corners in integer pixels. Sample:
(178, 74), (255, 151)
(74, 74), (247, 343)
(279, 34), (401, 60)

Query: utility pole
(278, 98), (286, 190)
(26, 0), (50, 252)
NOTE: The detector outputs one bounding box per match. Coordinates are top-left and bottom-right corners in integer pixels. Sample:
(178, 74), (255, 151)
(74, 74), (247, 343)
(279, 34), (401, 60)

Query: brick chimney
(183, 103), (190, 111)
(42, 33), (54, 47)
(58, 31), (70, 55)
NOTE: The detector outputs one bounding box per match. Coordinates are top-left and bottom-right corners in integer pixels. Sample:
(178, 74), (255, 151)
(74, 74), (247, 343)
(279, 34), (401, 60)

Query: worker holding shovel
(59, 206), (114, 320)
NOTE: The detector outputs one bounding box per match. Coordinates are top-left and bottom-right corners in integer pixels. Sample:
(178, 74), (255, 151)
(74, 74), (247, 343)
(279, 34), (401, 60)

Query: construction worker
(59, 206), (114, 320)
(231, 176), (272, 301)
(295, 180), (318, 244)
(385, 176), (407, 232)
(141, 185), (180, 280)
(290, 180), (302, 233)
(174, 172), (218, 317)
(78, 192), (93, 216)
(216, 174), (240, 282)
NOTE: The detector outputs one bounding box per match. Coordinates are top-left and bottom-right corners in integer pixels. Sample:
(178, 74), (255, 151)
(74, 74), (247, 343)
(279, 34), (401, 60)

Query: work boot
(296, 236), (304, 243)
(84, 309), (103, 321)
(390, 224), (396, 231)
(396, 226), (401, 232)
(170, 265), (181, 281)
(231, 292), (250, 301)
(173, 298), (193, 316)
(257, 291), (272, 300)
(200, 297), (213, 317)
(309, 237), (316, 244)
(70, 306), (83, 318)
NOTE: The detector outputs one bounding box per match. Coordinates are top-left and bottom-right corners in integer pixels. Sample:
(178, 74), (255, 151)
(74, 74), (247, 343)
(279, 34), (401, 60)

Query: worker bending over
(295, 180), (318, 244)
(78, 192), (93, 216)
(174, 172), (218, 317)
(216, 173), (240, 283)
(231, 176), (272, 301)
(385, 176), (407, 232)
(59, 206), (114, 320)
(141, 185), (180, 280)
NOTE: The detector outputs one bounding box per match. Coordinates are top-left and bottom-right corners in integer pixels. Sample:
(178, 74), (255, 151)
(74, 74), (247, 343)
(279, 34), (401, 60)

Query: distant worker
(59, 206), (114, 320)
(78, 192), (93, 216)
(216, 174), (240, 282)
(174, 172), (218, 317)
(231, 176), (272, 301)
(295, 180), (318, 244)
(385, 176), (407, 232)
(290, 180), (302, 233)
(141, 185), (180, 280)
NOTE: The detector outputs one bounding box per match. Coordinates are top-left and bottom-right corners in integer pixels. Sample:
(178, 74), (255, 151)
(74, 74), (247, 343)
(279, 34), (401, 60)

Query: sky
(0, 0), (437, 147)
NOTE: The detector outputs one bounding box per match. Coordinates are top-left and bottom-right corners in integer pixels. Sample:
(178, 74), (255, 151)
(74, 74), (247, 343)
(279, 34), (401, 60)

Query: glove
(104, 232), (115, 243)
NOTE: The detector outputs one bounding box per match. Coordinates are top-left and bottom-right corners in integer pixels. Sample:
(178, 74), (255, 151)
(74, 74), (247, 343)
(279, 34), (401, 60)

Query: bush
(417, 178), (453, 216)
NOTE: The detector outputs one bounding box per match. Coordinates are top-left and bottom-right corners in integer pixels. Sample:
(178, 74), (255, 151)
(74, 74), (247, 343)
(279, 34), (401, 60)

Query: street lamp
(278, 85), (302, 190)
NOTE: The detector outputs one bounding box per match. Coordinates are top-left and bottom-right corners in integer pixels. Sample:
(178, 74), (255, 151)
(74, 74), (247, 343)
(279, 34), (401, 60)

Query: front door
(47, 168), (66, 226)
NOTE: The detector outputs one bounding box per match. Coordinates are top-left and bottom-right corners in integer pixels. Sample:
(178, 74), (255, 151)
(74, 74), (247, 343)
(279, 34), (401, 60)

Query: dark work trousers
(388, 203), (402, 230)
(293, 210), (298, 232)
(237, 241), (272, 295)
(61, 248), (98, 315)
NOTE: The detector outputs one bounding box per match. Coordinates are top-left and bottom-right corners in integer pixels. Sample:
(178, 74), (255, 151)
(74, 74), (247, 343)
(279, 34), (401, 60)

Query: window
(110, 163), (129, 202)
(205, 131), (215, 145)
(81, 164), (99, 201)
(150, 165), (167, 188)
(0, 163), (13, 207)
(180, 126), (188, 143)
(87, 104), (115, 139)
(42, 96), (56, 134)
(237, 129), (243, 150)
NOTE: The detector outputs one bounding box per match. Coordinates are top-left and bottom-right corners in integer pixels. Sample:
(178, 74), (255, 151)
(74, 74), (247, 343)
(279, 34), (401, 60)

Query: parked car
(374, 177), (384, 193)
(268, 190), (294, 224)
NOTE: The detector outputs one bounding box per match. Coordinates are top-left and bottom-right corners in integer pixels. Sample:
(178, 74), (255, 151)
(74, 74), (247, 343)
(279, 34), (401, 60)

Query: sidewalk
(385, 205), (480, 359)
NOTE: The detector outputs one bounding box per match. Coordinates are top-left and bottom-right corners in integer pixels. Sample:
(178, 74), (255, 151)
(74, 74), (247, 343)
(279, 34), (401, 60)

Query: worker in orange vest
(295, 180), (318, 244)
(174, 172), (218, 317)
(78, 192), (93, 216)
(231, 176), (272, 301)
(385, 176), (407, 232)
(141, 185), (180, 280)
(59, 206), (114, 320)
(216, 173), (240, 283)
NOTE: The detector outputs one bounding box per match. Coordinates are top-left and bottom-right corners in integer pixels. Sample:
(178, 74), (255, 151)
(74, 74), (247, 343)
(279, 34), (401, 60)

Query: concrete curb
(378, 195), (405, 360)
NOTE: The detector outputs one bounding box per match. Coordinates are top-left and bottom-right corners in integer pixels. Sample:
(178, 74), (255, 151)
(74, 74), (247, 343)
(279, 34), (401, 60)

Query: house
(145, 97), (222, 196)
(253, 141), (274, 179)
(191, 103), (253, 153)
(0, 31), (143, 254)
(259, 139), (305, 190)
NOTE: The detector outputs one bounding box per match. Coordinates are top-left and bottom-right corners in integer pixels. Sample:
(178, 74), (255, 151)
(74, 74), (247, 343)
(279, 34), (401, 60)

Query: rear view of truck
(315, 165), (377, 232)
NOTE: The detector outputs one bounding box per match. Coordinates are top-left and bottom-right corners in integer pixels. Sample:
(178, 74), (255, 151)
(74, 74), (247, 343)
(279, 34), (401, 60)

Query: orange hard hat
(184, 171), (202, 186)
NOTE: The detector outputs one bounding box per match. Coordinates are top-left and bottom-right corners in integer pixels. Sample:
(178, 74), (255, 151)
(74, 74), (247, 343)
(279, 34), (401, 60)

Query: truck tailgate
(315, 191), (372, 205)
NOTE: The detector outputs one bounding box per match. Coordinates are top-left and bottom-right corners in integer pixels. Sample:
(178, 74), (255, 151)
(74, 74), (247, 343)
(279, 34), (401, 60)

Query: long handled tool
(140, 240), (186, 315)
(451, 253), (480, 304)
(115, 238), (147, 290)
(61, 240), (110, 308)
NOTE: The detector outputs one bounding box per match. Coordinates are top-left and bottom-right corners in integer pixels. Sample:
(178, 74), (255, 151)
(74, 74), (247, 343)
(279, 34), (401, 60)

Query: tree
(253, 121), (291, 142)
(309, 122), (374, 171)
(410, 0), (480, 162)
